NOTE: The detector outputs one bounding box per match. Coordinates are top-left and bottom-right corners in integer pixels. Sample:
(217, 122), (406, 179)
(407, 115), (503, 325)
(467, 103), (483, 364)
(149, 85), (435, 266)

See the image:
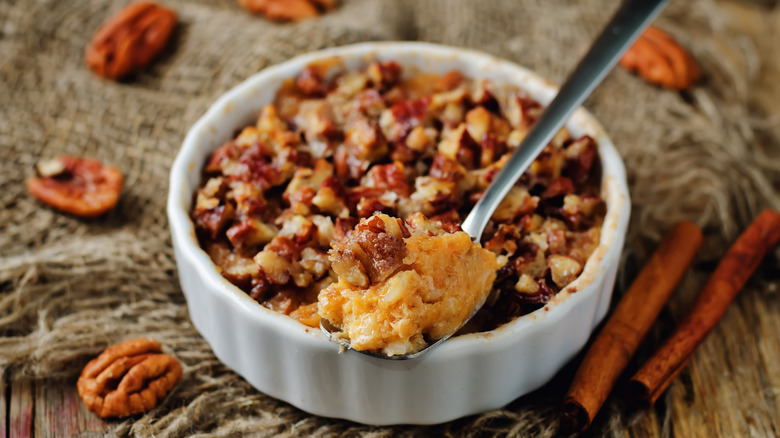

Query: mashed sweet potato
(318, 213), (498, 356)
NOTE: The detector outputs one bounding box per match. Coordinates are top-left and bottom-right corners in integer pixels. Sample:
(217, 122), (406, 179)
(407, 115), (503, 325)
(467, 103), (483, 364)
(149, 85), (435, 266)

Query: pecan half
(27, 156), (124, 218)
(619, 25), (700, 90)
(77, 339), (183, 418)
(238, 0), (336, 22)
(85, 2), (177, 80)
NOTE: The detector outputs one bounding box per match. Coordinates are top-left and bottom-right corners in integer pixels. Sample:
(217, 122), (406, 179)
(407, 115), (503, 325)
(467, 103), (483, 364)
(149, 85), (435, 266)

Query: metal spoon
(322, 0), (669, 359)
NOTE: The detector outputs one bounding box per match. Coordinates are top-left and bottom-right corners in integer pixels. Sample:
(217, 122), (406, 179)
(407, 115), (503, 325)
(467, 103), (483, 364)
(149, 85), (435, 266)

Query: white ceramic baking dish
(167, 41), (630, 425)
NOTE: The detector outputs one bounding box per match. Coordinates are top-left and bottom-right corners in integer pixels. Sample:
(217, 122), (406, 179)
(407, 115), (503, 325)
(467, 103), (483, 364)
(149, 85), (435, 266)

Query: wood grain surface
(33, 379), (110, 438)
(1, 378), (6, 438)
(8, 381), (33, 438)
(2, 1), (778, 437)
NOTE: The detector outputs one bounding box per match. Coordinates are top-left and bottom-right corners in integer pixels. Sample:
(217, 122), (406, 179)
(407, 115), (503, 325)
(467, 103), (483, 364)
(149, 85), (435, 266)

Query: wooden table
(3, 2), (778, 437)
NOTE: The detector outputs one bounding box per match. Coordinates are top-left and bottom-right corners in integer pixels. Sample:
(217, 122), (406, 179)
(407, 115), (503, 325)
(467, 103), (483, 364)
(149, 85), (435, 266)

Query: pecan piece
(85, 2), (177, 80)
(619, 25), (700, 90)
(205, 142), (241, 174)
(207, 241), (260, 289)
(312, 177), (350, 217)
(330, 214), (408, 286)
(238, 0), (336, 22)
(379, 97), (430, 143)
(27, 156), (124, 218)
(548, 254), (583, 288)
(193, 203), (235, 239)
(296, 65), (329, 97)
(366, 61), (402, 90)
(438, 124), (480, 169)
(77, 339), (182, 418)
(434, 71), (465, 92)
(365, 163), (411, 197)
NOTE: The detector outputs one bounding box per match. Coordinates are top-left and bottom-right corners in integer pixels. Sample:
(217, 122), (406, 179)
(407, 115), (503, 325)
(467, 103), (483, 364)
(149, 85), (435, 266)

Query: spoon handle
(460, 0), (668, 242)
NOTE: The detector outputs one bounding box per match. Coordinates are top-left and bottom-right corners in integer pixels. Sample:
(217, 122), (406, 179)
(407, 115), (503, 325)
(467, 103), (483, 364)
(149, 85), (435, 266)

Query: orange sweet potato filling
(318, 213), (498, 356)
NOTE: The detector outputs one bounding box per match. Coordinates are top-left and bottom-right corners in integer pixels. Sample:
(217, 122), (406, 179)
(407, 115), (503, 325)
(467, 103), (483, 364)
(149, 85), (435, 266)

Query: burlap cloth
(1, 0), (779, 436)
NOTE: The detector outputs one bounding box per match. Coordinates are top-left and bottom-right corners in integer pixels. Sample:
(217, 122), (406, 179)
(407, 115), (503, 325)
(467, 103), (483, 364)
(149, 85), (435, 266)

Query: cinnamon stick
(561, 221), (703, 433)
(628, 209), (780, 407)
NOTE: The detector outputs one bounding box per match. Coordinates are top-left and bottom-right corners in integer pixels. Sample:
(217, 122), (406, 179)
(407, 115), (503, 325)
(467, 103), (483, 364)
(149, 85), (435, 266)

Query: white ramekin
(167, 42), (630, 425)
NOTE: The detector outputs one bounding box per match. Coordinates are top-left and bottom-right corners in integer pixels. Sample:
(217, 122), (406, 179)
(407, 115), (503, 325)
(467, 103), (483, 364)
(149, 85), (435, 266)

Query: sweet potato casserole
(191, 58), (605, 352)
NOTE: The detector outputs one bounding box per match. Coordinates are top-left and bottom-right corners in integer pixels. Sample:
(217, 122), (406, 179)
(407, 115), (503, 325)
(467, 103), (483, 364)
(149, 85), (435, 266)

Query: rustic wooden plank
(654, 261), (780, 437)
(751, 288), (780, 435)
(8, 380), (33, 438)
(34, 379), (110, 438)
(666, 287), (780, 437)
(1, 376), (7, 438)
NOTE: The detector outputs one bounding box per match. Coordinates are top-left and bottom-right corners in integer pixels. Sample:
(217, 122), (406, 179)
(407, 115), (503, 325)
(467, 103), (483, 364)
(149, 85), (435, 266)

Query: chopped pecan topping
(366, 61), (402, 90)
(296, 65), (329, 97)
(333, 216), (359, 241)
(330, 214), (408, 286)
(345, 115), (387, 162)
(514, 273), (540, 295)
(205, 142), (241, 174)
(429, 154), (466, 182)
(263, 289), (302, 314)
(380, 97), (431, 143)
(434, 71), (465, 92)
(193, 203), (234, 239)
(479, 133), (508, 168)
(232, 144), (284, 190)
(470, 79), (499, 108)
(207, 241), (260, 288)
(438, 124), (480, 169)
(295, 101), (338, 158)
(542, 177), (575, 200)
(192, 60), (605, 331)
(563, 135), (598, 184)
(254, 249), (292, 284)
(502, 91), (542, 129)
(548, 254), (583, 288)
(226, 218), (276, 248)
(312, 177), (350, 217)
(365, 163), (411, 197)
(492, 187), (538, 222)
(353, 89), (386, 117)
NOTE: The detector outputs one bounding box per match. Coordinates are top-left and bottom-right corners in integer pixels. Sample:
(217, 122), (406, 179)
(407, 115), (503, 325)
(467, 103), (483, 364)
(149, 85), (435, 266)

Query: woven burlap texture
(1, 0), (778, 436)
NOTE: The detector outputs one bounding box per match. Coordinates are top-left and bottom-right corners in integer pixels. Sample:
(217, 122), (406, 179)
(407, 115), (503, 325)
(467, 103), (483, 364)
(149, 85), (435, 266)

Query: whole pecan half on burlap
(619, 25), (700, 90)
(85, 2), (177, 80)
(77, 338), (183, 418)
(238, 0), (337, 22)
(27, 156), (124, 218)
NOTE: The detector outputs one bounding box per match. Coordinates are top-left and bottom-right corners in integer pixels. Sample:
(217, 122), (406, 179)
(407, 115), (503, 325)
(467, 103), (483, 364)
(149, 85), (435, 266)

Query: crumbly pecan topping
(192, 60), (606, 332)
